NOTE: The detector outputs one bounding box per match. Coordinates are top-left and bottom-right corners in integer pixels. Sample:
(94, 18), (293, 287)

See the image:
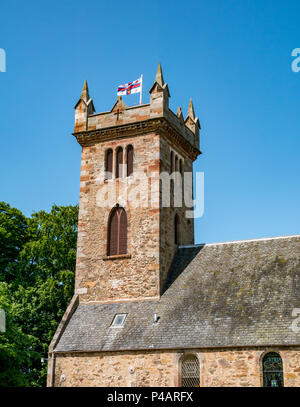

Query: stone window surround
(175, 351), (202, 387)
(258, 349), (285, 387)
(169, 147), (184, 175)
(104, 144), (135, 180)
(103, 253), (131, 261)
(102, 202), (132, 261)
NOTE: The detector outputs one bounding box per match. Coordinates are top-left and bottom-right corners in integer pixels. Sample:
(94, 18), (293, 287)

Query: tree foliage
(0, 203), (78, 386)
(0, 202), (28, 284)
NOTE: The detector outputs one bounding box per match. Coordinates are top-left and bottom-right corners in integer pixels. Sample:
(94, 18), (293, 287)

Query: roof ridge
(179, 234), (300, 248)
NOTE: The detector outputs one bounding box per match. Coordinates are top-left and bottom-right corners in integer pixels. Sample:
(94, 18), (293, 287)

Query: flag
(117, 77), (142, 96)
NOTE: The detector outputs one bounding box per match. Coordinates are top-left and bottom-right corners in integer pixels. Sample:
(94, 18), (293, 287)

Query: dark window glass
(105, 149), (113, 179)
(116, 147), (123, 178)
(175, 214), (180, 245)
(170, 151), (174, 174)
(263, 352), (284, 387)
(127, 145), (134, 176)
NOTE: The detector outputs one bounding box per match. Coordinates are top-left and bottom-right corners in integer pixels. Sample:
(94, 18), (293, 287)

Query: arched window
(105, 149), (113, 179)
(181, 355), (200, 387)
(116, 147), (123, 178)
(175, 155), (179, 172)
(179, 159), (183, 176)
(126, 145), (134, 177)
(107, 205), (127, 256)
(170, 151), (174, 174)
(174, 214), (180, 245)
(263, 352), (284, 387)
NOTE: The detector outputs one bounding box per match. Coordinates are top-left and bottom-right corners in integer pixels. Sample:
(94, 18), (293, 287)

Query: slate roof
(55, 235), (300, 352)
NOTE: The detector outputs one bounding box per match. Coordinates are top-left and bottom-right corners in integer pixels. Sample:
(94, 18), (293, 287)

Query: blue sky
(0, 0), (300, 244)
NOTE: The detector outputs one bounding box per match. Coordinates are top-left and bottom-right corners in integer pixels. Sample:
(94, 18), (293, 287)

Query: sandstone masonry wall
(75, 133), (161, 303)
(159, 136), (194, 290)
(53, 348), (300, 387)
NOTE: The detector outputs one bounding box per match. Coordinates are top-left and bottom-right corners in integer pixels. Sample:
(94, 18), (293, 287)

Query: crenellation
(75, 70), (199, 151)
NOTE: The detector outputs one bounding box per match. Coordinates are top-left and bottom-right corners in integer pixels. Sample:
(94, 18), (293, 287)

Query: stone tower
(73, 64), (201, 304)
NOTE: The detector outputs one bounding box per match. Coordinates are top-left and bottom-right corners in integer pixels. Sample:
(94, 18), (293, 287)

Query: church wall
(280, 349), (300, 386)
(53, 351), (176, 387)
(52, 348), (300, 387)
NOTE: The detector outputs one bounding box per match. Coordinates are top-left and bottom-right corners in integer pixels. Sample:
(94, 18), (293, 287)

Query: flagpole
(140, 74), (143, 105)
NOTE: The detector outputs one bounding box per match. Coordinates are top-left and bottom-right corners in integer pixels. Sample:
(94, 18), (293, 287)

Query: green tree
(0, 202), (28, 284)
(17, 205), (78, 287)
(0, 203), (78, 386)
(0, 282), (40, 386)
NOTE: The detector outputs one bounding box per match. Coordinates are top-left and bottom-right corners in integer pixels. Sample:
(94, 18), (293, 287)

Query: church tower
(73, 64), (201, 304)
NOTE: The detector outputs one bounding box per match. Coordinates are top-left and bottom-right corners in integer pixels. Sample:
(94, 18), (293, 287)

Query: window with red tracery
(108, 206), (127, 255)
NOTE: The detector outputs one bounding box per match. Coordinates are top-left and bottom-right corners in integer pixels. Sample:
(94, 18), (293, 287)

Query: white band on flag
(117, 76), (143, 100)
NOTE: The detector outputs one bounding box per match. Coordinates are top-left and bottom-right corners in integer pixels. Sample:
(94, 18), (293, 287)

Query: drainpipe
(49, 352), (56, 387)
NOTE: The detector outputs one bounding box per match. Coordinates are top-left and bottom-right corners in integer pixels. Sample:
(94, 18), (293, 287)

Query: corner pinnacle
(177, 106), (184, 121)
(81, 79), (90, 102)
(187, 98), (195, 120)
(155, 62), (164, 87)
